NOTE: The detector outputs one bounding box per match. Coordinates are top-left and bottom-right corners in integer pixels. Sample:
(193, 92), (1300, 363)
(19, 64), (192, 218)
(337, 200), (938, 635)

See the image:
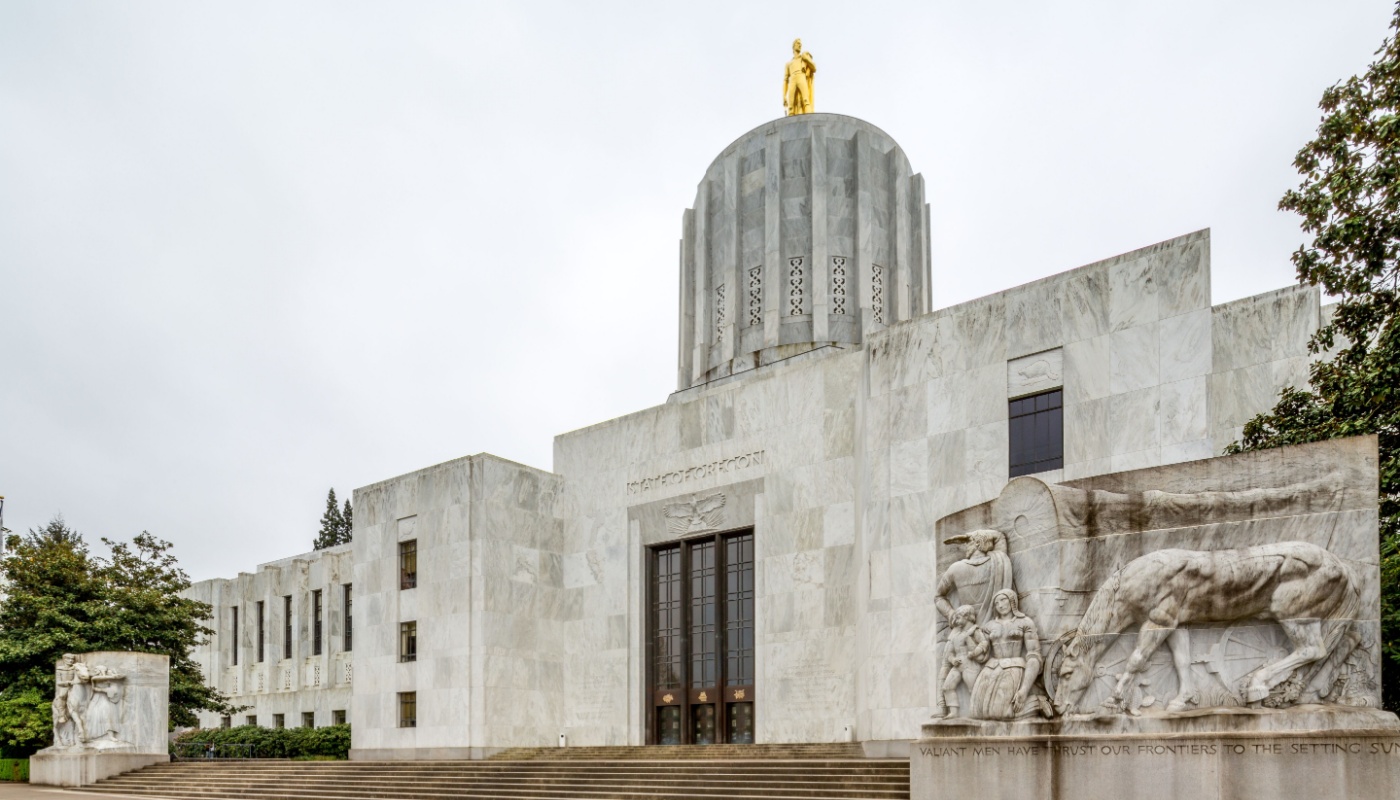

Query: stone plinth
(914, 717), (1400, 800)
(30, 651), (170, 787)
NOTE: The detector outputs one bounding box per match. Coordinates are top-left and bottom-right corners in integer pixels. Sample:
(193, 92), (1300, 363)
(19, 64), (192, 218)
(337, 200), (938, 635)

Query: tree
(1228, 6), (1400, 712)
(313, 488), (352, 550)
(0, 518), (240, 754)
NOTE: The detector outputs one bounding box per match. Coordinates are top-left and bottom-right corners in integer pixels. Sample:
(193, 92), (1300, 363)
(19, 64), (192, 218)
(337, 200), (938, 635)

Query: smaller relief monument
(30, 652), (170, 787)
(916, 437), (1399, 800)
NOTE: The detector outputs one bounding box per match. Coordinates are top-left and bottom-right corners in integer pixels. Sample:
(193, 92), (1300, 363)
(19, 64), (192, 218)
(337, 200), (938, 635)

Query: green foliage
(0, 519), (241, 755)
(1228, 6), (1400, 712)
(313, 489), (352, 550)
(172, 724), (350, 760)
(0, 759), (28, 782)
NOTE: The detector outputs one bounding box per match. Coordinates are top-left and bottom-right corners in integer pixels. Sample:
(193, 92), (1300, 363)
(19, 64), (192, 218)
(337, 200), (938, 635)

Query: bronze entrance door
(648, 531), (755, 745)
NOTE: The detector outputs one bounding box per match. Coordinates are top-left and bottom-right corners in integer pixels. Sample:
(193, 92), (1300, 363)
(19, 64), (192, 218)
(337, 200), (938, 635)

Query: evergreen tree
(0, 518), (239, 754)
(1228, 6), (1400, 711)
(340, 497), (354, 545)
(313, 489), (344, 550)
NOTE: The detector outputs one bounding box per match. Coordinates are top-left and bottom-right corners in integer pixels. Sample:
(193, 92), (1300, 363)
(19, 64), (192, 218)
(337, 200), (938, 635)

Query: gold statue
(782, 38), (816, 116)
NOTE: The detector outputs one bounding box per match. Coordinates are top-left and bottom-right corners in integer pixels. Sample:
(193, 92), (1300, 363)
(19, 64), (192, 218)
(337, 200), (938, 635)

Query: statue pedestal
(29, 651), (170, 787)
(914, 710), (1400, 800)
(29, 750), (168, 787)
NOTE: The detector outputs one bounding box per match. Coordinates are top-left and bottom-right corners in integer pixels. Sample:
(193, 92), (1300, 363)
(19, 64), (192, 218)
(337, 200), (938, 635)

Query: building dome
(676, 113), (930, 390)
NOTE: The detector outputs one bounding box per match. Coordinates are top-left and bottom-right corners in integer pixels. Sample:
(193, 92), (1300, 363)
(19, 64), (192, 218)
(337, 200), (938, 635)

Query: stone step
(77, 756), (910, 800)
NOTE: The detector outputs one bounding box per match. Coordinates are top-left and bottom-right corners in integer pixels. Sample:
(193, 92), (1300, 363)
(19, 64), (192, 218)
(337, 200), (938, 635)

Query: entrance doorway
(648, 531), (755, 745)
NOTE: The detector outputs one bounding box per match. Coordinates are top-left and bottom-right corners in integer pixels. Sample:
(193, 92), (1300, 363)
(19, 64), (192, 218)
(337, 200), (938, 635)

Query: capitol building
(185, 109), (1330, 759)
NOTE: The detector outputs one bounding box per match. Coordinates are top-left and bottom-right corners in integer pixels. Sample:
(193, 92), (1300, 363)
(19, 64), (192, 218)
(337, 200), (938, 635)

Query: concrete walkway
(0, 786), (160, 800)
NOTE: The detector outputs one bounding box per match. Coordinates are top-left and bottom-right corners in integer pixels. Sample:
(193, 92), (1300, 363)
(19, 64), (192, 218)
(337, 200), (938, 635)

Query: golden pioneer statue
(782, 39), (816, 116)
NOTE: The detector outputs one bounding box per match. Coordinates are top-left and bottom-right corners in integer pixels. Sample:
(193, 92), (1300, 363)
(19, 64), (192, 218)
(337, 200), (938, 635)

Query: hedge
(173, 724), (350, 760)
(0, 759), (28, 782)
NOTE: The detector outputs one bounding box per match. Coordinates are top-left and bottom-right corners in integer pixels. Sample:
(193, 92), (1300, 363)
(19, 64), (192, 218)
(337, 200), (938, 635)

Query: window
(302, 712), (315, 729)
(399, 540), (417, 589)
(245, 715), (257, 727)
(230, 606), (239, 666)
(648, 531), (755, 746)
(332, 709), (346, 726)
(399, 621), (417, 663)
(220, 716), (231, 729)
(1008, 388), (1063, 477)
(398, 692), (417, 728)
(343, 584), (353, 652)
(283, 596), (293, 659)
(273, 713), (285, 729)
(312, 590), (323, 656)
(256, 601), (266, 663)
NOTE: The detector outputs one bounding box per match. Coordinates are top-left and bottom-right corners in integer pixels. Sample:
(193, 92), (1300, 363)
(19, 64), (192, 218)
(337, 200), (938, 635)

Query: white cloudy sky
(1, 1), (1394, 581)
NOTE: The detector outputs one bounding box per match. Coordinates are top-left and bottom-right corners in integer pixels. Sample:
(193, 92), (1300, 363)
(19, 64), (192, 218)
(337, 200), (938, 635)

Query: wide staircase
(77, 744), (910, 800)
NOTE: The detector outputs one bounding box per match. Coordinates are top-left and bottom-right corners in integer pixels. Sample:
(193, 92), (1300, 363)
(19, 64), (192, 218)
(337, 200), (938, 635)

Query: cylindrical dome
(677, 113), (930, 390)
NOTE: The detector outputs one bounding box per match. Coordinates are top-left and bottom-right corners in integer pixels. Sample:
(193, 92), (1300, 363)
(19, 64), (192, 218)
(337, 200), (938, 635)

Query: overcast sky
(2, 1), (1394, 581)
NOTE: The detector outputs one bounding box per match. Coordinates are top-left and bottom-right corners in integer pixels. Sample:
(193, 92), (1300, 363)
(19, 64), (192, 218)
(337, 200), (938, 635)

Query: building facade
(188, 113), (1329, 758)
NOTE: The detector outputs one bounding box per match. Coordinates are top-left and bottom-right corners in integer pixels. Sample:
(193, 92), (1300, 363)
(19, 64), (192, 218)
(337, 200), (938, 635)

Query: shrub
(0, 759), (29, 782)
(172, 724), (350, 760)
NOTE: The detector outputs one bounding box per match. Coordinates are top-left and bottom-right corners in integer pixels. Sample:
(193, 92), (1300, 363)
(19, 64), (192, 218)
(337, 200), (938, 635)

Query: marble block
(30, 651), (170, 787)
(913, 726), (1400, 800)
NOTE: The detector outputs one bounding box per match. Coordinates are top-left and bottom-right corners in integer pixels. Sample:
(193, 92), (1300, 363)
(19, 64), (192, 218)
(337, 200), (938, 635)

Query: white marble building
(188, 112), (1330, 758)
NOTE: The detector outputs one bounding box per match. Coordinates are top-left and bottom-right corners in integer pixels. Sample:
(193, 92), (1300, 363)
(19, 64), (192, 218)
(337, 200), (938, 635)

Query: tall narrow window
(273, 714), (285, 729)
(312, 590), (323, 656)
(283, 595), (293, 660)
(399, 540), (418, 589)
(399, 621), (417, 662)
(343, 584), (353, 652)
(725, 533), (755, 686)
(398, 692), (417, 728)
(256, 601), (266, 663)
(302, 712), (315, 729)
(1008, 389), (1064, 477)
(230, 606), (239, 666)
(648, 531), (755, 746)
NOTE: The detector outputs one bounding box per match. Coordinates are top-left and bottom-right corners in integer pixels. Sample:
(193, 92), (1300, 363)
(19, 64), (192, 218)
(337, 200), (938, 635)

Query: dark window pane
(1009, 389), (1064, 478)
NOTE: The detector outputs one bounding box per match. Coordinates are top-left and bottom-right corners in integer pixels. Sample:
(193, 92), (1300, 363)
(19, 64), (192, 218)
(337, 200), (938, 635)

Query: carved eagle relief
(664, 492), (727, 535)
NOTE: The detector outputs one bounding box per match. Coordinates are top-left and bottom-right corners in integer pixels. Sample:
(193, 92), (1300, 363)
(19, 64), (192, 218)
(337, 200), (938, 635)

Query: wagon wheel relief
(1202, 622), (1292, 705)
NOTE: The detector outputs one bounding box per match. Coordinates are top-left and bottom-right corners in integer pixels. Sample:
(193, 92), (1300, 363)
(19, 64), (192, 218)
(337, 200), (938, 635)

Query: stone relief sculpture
(934, 529), (1013, 625)
(931, 459), (1378, 726)
(937, 605), (988, 719)
(1053, 542), (1363, 717)
(969, 590), (1052, 720)
(664, 492), (727, 535)
(51, 654), (130, 750)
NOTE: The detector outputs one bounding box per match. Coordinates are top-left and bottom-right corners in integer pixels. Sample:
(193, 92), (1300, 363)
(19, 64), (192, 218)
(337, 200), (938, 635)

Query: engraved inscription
(626, 450), (766, 495)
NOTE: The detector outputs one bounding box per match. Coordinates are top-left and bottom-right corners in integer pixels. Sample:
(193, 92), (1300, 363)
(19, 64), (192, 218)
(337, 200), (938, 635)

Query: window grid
(725, 533), (755, 685)
(332, 709), (346, 726)
(283, 596), (293, 659)
(256, 601), (265, 663)
(343, 584), (353, 652)
(398, 692), (417, 728)
(302, 712), (315, 729)
(399, 540), (418, 590)
(273, 714), (285, 729)
(689, 541), (718, 688)
(400, 621), (417, 663)
(312, 590), (323, 656)
(1008, 389), (1064, 477)
(652, 546), (682, 690)
(230, 606), (239, 666)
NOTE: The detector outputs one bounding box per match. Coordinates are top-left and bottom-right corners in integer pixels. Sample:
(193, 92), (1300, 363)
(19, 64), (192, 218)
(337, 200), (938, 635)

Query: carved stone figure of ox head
(1053, 632), (1096, 716)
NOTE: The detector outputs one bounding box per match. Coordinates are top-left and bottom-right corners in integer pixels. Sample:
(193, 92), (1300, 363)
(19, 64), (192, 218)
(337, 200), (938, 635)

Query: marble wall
(188, 228), (1327, 755)
(186, 545), (353, 730)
